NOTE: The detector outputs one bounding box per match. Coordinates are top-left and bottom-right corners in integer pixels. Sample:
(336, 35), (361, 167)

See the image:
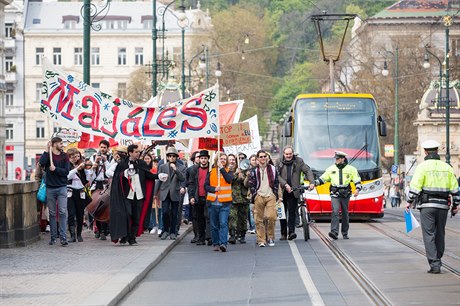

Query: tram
(281, 93), (387, 219)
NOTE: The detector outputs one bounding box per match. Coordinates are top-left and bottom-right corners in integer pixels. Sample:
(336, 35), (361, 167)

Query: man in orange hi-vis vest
(205, 153), (234, 252)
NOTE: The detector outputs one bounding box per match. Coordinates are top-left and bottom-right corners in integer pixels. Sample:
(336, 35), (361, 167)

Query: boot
(228, 229), (236, 244)
(77, 229), (83, 242)
(69, 226), (76, 243)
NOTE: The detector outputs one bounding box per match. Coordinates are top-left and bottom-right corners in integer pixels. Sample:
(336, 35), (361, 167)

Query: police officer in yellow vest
(316, 151), (362, 240)
(406, 140), (459, 274)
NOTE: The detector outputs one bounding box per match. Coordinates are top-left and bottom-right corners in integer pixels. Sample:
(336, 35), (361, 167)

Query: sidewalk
(0, 225), (192, 306)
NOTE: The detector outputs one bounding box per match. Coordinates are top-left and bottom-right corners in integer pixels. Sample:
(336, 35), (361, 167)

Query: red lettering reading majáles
(78, 95), (101, 132)
(42, 78), (80, 121)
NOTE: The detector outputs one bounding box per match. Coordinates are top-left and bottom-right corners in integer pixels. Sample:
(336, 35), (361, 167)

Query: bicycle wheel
(300, 206), (310, 240)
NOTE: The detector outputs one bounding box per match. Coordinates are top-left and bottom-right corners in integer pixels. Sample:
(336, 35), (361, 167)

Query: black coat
(109, 158), (158, 241)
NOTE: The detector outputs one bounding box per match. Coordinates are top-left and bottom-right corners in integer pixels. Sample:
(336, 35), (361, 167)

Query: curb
(78, 226), (193, 306)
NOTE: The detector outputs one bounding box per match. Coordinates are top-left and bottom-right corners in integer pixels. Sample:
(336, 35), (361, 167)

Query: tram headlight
(359, 179), (383, 194)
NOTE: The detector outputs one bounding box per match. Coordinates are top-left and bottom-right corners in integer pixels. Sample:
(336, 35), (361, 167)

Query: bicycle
(293, 185), (313, 241)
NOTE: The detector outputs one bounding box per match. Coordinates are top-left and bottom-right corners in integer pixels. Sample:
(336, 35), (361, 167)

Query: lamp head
(423, 53), (430, 69)
(381, 60), (389, 76)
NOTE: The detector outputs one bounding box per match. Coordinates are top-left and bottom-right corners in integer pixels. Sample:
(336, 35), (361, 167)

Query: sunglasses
(167, 154), (177, 158)
(258, 155), (267, 158)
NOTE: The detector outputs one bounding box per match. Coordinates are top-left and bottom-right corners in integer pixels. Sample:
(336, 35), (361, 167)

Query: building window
(36, 83), (42, 102)
(106, 20), (115, 29)
(143, 19), (152, 29)
(91, 83), (100, 89)
(117, 20), (127, 30)
(5, 56), (13, 72)
(74, 47), (83, 65)
(64, 20), (76, 29)
(118, 48), (127, 65)
(36, 48), (44, 65)
(53, 123), (60, 134)
(118, 82), (127, 98)
(53, 47), (62, 65)
(5, 91), (13, 106)
(135, 48), (144, 65)
(36, 121), (45, 139)
(91, 47), (100, 65)
(5, 23), (13, 38)
(6, 124), (13, 140)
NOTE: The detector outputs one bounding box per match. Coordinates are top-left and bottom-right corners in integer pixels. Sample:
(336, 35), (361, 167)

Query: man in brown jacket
(277, 146), (314, 240)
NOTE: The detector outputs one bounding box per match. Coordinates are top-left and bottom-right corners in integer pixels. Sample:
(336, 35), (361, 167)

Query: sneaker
(60, 240), (68, 246)
(77, 235), (83, 242)
(170, 233), (177, 240)
(279, 235), (287, 241)
(343, 234), (349, 240)
(45, 225), (50, 232)
(288, 233), (297, 240)
(258, 242), (266, 247)
(328, 232), (338, 240)
(196, 240), (206, 245)
(49, 239), (57, 245)
(150, 227), (157, 234)
(239, 236), (246, 244)
(160, 231), (169, 240)
(128, 239), (138, 246)
(119, 237), (127, 245)
(248, 229), (256, 234)
(427, 267), (441, 274)
(191, 236), (198, 243)
(220, 245), (227, 252)
(207, 239), (213, 246)
(228, 236), (236, 244)
(157, 229), (163, 236)
(268, 239), (275, 247)
(213, 245), (220, 252)
(94, 232), (100, 239)
(100, 233), (107, 240)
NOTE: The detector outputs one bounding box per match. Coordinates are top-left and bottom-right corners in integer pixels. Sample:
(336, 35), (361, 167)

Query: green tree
(125, 67), (151, 103)
(271, 61), (321, 121)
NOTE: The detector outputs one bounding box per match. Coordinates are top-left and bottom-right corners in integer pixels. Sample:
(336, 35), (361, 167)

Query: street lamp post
(152, 1), (157, 97)
(443, 15), (452, 165)
(156, 0), (187, 98)
(81, 0), (111, 84)
(382, 47), (399, 167)
(423, 15), (453, 165)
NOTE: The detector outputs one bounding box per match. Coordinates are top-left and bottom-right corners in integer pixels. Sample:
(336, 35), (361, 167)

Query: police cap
(421, 140), (440, 150)
(334, 151), (347, 159)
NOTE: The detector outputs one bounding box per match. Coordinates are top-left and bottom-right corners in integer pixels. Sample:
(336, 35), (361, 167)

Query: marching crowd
(36, 136), (324, 251)
(36, 136), (460, 274)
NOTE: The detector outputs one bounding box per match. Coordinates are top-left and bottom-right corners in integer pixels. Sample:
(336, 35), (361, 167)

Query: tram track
(366, 222), (460, 278)
(310, 223), (393, 306)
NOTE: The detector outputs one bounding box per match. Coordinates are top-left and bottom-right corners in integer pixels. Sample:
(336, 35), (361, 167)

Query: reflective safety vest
(409, 158), (459, 209)
(319, 163), (362, 190)
(206, 168), (232, 203)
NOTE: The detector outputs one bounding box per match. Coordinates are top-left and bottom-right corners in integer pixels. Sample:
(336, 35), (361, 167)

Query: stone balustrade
(0, 181), (40, 248)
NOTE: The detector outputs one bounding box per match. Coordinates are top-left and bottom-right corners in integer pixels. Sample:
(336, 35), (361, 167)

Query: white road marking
(288, 240), (325, 306)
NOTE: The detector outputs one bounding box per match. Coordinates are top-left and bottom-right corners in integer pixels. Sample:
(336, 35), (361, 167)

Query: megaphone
(239, 159), (250, 171)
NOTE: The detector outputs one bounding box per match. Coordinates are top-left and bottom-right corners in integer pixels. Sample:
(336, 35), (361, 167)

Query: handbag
(37, 178), (47, 203)
(276, 200), (286, 220)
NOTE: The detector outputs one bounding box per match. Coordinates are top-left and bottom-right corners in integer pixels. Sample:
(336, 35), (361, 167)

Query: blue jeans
(46, 186), (68, 241)
(208, 202), (230, 246)
(248, 203), (255, 231)
(149, 207), (163, 230)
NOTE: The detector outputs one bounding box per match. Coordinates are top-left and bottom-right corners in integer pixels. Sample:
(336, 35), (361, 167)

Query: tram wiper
(349, 143), (367, 165)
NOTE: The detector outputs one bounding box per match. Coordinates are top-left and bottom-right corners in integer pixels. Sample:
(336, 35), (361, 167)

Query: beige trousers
(254, 194), (277, 243)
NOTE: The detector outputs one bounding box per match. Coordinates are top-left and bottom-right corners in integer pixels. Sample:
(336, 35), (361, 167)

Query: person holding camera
(110, 144), (159, 245)
(315, 151), (361, 240)
(90, 140), (113, 240)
